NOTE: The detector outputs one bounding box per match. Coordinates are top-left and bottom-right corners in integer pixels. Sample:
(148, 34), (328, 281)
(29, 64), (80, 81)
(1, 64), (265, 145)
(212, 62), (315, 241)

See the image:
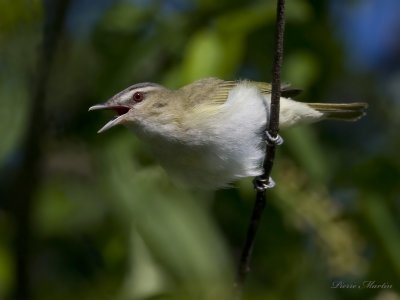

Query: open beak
(88, 104), (130, 133)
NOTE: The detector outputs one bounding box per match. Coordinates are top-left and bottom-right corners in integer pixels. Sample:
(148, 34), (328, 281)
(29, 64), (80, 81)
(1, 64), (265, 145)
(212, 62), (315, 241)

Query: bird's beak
(88, 103), (130, 133)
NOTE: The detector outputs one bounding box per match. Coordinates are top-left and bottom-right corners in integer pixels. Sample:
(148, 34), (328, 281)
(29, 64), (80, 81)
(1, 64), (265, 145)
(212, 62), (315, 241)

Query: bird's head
(89, 82), (172, 133)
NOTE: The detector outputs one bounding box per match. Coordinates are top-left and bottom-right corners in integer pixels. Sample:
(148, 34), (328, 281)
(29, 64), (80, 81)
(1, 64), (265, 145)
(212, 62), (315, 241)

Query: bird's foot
(265, 131), (284, 146)
(253, 176), (276, 191)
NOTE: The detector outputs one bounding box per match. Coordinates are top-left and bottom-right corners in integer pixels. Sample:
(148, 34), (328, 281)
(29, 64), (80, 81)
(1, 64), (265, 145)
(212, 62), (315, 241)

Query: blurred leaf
(0, 0), (42, 37)
(34, 172), (108, 236)
(273, 160), (366, 276)
(100, 4), (150, 34)
(120, 233), (168, 300)
(0, 80), (29, 162)
(283, 125), (330, 183)
(182, 29), (225, 81)
(0, 243), (13, 297)
(99, 133), (234, 299)
(361, 194), (400, 278)
(283, 51), (320, 88)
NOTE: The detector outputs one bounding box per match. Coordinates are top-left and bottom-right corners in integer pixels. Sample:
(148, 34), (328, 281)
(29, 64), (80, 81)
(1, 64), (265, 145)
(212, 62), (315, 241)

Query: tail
(308, 102), (368, 121)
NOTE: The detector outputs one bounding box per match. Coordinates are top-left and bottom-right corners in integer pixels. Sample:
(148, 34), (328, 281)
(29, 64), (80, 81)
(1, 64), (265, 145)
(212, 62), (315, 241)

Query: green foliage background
(0, 0), (399, 299)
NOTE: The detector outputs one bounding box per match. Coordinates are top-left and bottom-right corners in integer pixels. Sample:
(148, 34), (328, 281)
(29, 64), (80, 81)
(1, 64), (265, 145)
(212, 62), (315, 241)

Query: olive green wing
(189, 78), (300, 108)
(210, 80), (302, 104)
(250, 81), (272, 94)
(209, 80), (237, 104)
(250, 81), (302, 98)
(189, 79), (302, 120)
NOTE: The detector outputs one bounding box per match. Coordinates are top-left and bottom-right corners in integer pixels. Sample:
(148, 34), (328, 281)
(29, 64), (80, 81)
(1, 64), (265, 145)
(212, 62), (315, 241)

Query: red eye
(133, 92), (144, 102)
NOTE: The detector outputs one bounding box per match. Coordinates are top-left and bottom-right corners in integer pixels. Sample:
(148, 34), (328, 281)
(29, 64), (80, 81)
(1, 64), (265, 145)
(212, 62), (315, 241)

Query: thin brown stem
(235, 0), (286, 297)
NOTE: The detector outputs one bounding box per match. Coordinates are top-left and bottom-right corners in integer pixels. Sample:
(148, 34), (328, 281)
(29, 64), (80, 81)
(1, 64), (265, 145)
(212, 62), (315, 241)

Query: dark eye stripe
(112, 82), (162, 103)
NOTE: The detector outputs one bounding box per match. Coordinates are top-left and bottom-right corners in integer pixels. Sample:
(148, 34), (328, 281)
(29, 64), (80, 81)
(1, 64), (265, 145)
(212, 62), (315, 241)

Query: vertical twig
(235, 0), (286, 297)
(6, 1), (71, 299)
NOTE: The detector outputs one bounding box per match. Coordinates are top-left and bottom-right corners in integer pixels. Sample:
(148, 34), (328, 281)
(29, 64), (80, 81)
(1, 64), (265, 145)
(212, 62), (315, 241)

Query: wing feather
(210, 80), (301, 104)
(182, 78), (301, 109)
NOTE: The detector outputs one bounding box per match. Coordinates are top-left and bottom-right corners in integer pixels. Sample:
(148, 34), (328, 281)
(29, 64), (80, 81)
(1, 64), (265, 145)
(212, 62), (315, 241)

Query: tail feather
(308, 102), (368, 121)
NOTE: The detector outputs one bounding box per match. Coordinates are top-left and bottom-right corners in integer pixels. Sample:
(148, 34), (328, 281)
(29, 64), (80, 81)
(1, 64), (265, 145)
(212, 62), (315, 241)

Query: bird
(89, 77), (367, 189)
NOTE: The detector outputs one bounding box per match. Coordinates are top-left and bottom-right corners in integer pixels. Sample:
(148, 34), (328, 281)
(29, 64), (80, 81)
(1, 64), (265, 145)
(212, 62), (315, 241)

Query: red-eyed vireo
(89, 78), (367, 189)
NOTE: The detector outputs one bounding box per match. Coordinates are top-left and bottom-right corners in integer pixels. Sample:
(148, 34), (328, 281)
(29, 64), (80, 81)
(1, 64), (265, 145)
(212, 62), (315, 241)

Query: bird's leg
(264, 131), (284, 146)
(253, 175), (275, 191)
(252, 131), (283, 191)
